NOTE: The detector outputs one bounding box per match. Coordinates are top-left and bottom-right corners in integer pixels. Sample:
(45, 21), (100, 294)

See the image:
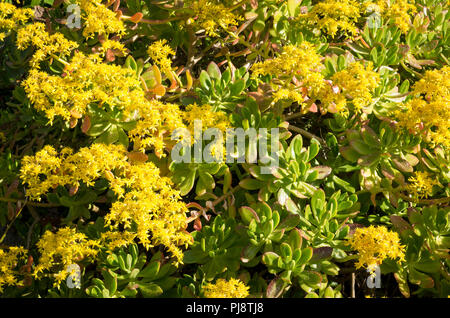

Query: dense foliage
(0, 0), (449, 298)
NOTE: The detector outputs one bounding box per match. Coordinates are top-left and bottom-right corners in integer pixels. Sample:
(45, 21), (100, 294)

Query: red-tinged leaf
(390, 215), (412, 233)
(310, 166), (332, 179)
(309, 103), (318, 112)
(130, 12), (143, 23)
(266, 277), (286, 298)
(152, 84), (166, 96)
(239, 206), (260, 224)
(339, 146), (360, 162)
(106, 49), (116, 62)
(388, 192), (399, 208)
(69, 185), (79, 196)
(81, 115), (91, 133)
(311, 247), (333, 262)
(405, 154), (419, 166)
(193, 218), (202, 231)
(394, 271), (410, 298)
(357, 154), (379, 167)
(370, 193), (377, 206)
(127, 151), (148, 162)
(69, 117), (78, 128)
(392, 157), (413, 173)
(186, 202), (204, 211)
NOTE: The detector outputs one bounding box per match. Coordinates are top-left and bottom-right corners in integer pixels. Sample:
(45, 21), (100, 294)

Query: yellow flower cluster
(182, 104), (231, 160)
(252, 43), (323, 82)
(16, 22), (78, 69)
(77, 0), (125, 39)
(98, 39), (127, 57)
(331, 61), (380, 112)
(298, 0), (361, 38)
(129, 99), (185, 155)
(251, 43), (325, 101)
(0, 2), (34, 41)
(406, 171), (440, 198)
(20, 144), (192, 263)
(395, 66), (450, 148)
(105, 162), (192, 263)
(22, 52), (141, 121)
(347, 225), (405, 273)
(272, 88), (305, 105)
(316, 81), (348, 113)
(183, 104), (231, 136)
(365, 0), (417, 33)
(187, 0), (242, 37)
(34, 227), (99, 287)
(147, 40), (175, 75)
(20, 143), (129, 200)
(99, 231), (137, 252)
(0, 246), (27, 293)
(203, 278), (250, 298)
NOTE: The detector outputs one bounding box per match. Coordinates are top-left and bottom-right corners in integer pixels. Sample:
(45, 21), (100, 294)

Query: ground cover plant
(0, 0), (449, 298)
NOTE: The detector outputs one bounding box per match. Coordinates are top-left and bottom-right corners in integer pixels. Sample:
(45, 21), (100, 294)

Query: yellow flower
(20, 144), (192, 264)
(99, 231), (137, 252)
(406, 171), (440, 198)
(272, 88), (304, 105)
(298, 0), (361, 38)
(251, 42), (325, 97)
(77, 0), (125, 39)
(331, 61), (380, 112)
(364, 0), (417, 33)
(16, 23), (78, 69)
(0, 3), (34, 39)
(395, 66), (450, 148)
(347, 225), (405, 273)
(98, 39), (127, 57)
(183, 103), (231, 136)
(147, 40), (175, 75)
(0, 246), (28, 293)
(186, 0), (242, 37)
(34, 227), (99, 287)
(203, 278), (249, 298)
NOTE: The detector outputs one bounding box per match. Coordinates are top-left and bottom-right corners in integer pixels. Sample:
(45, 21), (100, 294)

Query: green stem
(0, 200), (27, 244)
(0, 197), (59, 207)
(288, 124), (326, 146)
(50, 53), (69, 66)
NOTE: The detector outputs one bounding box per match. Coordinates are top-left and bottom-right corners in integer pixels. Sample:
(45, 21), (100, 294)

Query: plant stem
(288, 124), (326, 146)
(50, 53), (69, 66)
(397, 193), (450, 205)
(0, 197), (58, 207)
(211, 185), (241, 207)
(0, 200), (27, 244)
(139, 15), (190, 25)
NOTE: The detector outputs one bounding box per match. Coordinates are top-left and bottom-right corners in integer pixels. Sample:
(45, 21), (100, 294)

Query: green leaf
(239, 178), (265, 190)
(307, 139), (320, 161)
(138, 261), (160, 280)
(183, 249), (208, 264)
(239, 206), (260, 225)
(207, 62), (221, 80)
(179, 169), (197, 196)
(266, 277), (286, 298)
(199, 70), (211, 90)
(230, 79), (246, 96)
(138, 283), (163, 298)
(287, 0), (301, 17)
(103, 269), (117, 295)
(298, 247), (313, 265)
